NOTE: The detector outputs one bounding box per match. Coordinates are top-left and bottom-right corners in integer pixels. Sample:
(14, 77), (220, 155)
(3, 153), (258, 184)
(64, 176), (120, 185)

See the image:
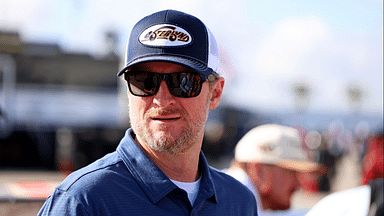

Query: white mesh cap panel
(207, 28), (220, 74)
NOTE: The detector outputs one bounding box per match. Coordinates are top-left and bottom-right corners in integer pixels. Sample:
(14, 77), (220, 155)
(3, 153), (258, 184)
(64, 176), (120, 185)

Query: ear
(209, 77), (225, 110)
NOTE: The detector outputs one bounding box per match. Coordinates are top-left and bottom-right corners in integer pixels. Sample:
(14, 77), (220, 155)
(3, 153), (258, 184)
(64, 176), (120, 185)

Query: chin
(279, 203), (291, 211)
(272, 203), (290, 211)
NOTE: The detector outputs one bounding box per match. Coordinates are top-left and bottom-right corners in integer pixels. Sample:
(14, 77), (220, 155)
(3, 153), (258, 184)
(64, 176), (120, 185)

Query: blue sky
(0, 0), (382, 115)
(244, 0), (381, 31)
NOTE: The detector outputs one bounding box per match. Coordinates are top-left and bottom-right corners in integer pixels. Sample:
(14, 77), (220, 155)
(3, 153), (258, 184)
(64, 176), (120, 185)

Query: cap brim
(117, 55), (213, 76)
(276, 159), (322, 173)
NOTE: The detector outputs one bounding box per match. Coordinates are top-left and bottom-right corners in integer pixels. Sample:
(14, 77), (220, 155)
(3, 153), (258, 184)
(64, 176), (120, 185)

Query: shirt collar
(117, 128), (217, 204)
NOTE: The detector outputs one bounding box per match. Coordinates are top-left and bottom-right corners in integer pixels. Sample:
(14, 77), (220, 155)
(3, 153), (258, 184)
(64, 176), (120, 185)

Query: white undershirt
(171, 177), (201, 205)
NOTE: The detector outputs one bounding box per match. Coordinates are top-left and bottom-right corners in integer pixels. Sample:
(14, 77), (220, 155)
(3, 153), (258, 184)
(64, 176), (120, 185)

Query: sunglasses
(124, 71), (216, 98)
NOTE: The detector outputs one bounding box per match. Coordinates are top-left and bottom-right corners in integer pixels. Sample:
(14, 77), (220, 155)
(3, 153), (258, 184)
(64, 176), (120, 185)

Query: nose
(153, 80), (176, 107)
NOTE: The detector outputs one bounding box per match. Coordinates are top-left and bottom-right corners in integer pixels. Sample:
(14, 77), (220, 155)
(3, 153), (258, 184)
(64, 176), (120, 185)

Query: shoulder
(39, 151), (142, 215)
(39, 152), (132, 215)
(207, 167), (258, 215)
(305, 185), (372, 216)
(58, 152), (124, 191)
(209, 167), (256, 200)
(209, 167), (249, 188)
(54, 151), (139, 203)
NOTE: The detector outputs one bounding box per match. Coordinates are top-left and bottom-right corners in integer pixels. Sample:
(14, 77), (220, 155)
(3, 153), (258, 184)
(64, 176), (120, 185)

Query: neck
(259, 194), (270, 210)
(135, 136), (202, 182)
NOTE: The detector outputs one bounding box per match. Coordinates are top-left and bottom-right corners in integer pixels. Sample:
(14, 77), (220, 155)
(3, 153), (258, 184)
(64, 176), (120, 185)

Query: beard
(129, 97), (210, 155)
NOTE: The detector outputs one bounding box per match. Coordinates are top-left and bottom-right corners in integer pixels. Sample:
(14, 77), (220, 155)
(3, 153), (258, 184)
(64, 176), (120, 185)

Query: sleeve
(37, 189), (90, 216)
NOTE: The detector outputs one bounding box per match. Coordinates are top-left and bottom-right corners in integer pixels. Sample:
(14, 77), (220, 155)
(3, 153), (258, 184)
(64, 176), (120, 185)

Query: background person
(305, 178), (383, 216)
(226, 124), (320, 215)
(38, 9), (258, 215)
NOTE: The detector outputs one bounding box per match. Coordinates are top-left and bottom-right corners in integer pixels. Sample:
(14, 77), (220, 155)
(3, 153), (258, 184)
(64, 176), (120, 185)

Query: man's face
(266, 165), (300, 210)
(126, 62), (223, 155)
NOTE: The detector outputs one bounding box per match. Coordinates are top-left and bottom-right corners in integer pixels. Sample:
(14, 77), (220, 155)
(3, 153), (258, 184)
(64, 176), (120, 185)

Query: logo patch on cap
(139, 24), (192, 46)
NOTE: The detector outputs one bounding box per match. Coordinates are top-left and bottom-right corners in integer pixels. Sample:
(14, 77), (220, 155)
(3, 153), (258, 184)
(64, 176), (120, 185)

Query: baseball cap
(117, 10), (220, 76)
(234, 124), (319, 172)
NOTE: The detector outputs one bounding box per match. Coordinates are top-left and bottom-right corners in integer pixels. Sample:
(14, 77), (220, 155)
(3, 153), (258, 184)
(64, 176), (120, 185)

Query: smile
(151, 116), (181, 121)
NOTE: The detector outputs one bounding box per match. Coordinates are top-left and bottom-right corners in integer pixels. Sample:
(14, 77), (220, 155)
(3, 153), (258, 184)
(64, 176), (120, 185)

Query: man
(38, 10), (258, 215)
(226, 124), (319, 215)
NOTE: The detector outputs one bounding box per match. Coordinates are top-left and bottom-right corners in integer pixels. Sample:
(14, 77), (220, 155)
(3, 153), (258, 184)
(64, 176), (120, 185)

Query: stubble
(130, 96), (211, 155)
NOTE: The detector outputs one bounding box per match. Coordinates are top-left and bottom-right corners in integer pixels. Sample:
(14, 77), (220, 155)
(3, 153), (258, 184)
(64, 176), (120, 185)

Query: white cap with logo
(234, 124), (319, 172)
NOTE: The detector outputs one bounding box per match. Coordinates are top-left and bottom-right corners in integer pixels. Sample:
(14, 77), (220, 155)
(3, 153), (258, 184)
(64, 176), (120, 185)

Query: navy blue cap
(117, 10), (220, 76)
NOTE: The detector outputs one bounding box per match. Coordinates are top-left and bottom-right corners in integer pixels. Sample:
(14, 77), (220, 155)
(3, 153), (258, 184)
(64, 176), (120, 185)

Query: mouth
(147, 108), (184, 122)
(146, 108), (185, 124)
(151, 115), (182, 121)
(152, 117), (181, 121)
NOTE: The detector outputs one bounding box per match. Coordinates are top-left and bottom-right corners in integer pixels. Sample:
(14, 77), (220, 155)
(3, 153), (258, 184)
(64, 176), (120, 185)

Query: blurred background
(0, 0), (382, 215)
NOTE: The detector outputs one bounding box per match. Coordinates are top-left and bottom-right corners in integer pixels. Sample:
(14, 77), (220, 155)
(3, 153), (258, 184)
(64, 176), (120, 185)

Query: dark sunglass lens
(128, 73), (160, 96)
(168, 73), (203, 97)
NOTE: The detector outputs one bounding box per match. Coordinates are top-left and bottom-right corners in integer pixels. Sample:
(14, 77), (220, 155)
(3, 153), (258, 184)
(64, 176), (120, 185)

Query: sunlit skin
(247, 163), (301, 210)
(126, 62), (225, 182)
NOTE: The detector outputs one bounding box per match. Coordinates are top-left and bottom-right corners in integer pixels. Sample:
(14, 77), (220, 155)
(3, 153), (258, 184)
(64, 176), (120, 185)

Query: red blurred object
(361, 134), (383, 185)
(58, 158), (74, 177)
(299, 172), (319, 192)
(15, 181), (53, 199)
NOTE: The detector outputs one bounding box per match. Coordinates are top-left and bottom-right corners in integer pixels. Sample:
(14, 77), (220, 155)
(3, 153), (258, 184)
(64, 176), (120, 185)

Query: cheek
(274, 171), (292, 193)
(128, 95), (150, 119)
(184, 95), (210, 120)
(281, 175), (297, 195)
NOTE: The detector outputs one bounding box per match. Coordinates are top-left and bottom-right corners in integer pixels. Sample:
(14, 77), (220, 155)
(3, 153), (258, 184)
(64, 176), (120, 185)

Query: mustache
(145, 107), (186, 117)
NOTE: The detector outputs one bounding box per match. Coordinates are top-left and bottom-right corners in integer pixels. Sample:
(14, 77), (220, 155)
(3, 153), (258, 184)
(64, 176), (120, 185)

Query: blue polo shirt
(38, 129), (258, 215)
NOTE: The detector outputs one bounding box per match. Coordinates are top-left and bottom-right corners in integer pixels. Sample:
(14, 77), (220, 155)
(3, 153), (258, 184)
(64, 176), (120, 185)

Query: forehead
(127, 62), (195, 74)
